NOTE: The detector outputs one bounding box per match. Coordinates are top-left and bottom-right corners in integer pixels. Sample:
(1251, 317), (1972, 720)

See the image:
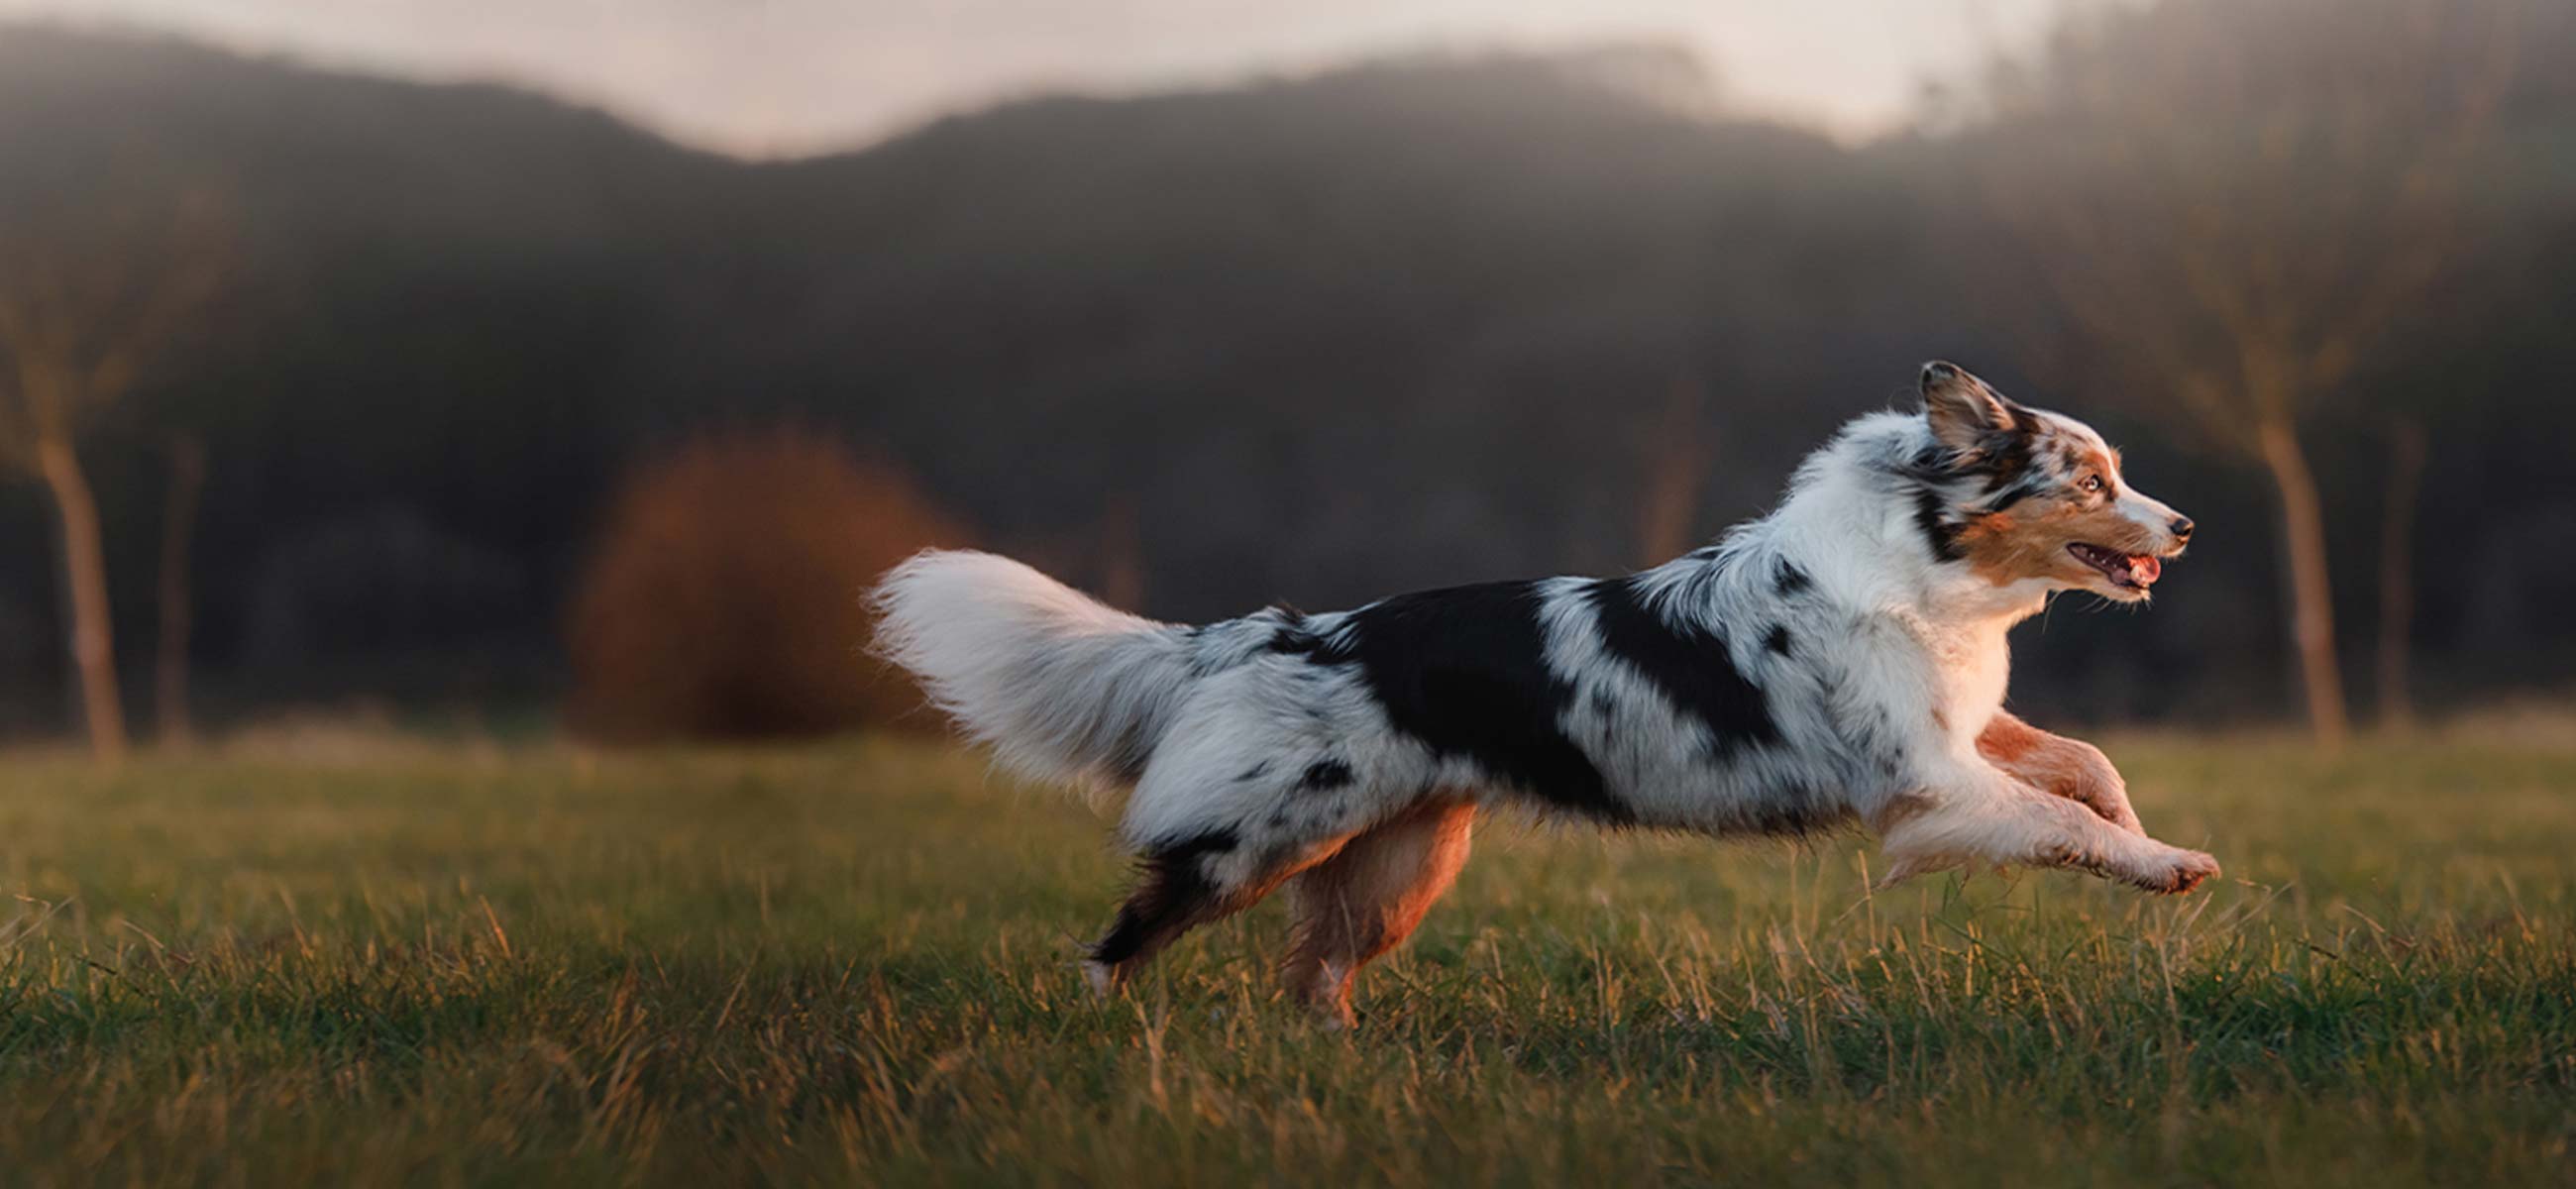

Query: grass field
(3, 729), (2573, 1187)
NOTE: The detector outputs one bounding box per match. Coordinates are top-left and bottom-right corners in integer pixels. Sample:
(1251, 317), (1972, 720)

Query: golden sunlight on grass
(2, 732), (2571, 1184)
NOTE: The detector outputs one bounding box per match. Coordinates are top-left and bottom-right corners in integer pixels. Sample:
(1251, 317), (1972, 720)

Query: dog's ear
(1920, 362), (2023, 453)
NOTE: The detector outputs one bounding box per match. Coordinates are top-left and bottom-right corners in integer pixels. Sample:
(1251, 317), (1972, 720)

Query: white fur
(870, 550), (1197, 796)
(870, 376), (2216, 904)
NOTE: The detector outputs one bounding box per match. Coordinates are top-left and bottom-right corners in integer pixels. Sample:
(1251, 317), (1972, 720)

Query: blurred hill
(0, 16), (2569, 732)
(0, 27), (739, 716)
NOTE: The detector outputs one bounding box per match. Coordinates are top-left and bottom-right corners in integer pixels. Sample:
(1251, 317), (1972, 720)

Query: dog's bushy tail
(871, 549), (1197, 791)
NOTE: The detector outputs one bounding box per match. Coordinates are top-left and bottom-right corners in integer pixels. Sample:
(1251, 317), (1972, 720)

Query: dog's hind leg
(1277, 798), (1476, 1028)
(1084, 828), (1346, 996)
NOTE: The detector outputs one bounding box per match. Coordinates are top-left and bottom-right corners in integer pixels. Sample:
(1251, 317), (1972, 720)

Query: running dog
(873, 361), (2215, 1027)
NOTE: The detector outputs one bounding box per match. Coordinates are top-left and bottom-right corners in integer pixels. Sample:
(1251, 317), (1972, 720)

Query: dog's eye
(2078, 474), (2104, 494)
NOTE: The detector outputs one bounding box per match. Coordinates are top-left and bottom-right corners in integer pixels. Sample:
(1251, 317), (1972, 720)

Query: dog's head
(1911, 362), (2192, 603)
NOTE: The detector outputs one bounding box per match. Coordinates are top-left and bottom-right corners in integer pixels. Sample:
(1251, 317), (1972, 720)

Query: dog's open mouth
(2068, 542), (2161, 592)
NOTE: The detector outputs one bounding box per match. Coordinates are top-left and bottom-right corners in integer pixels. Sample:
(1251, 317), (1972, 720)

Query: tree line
(1, 0), (2571, 754)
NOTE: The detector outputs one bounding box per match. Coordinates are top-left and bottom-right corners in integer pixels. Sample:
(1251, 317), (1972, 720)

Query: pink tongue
(2130, 554), (2162, 585)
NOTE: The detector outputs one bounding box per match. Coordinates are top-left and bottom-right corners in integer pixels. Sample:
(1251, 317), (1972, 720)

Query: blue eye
(2078, 475), (2104, 494)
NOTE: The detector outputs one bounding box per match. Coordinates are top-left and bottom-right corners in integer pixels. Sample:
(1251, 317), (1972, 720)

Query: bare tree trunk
(1097, 491), (1145, 612)
(157, 434), (207, 747)
(1635, 378), (1706, 565)
(2255, 419), (2349, 750)
(35, 434), (128, 763)
(2375, 416), (2426, 734)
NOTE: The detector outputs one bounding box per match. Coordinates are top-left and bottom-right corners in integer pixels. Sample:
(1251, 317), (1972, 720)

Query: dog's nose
(2170, 515), (2195, 542)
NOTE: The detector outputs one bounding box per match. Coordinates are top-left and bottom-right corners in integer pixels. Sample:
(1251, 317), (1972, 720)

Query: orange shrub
(567, 431), (971, 741)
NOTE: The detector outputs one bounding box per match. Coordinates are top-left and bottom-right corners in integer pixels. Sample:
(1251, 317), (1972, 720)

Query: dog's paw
(2132, 847), (2219, 895)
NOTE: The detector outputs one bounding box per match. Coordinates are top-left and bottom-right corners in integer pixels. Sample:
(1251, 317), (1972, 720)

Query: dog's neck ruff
(1738, 411), (2051, 636)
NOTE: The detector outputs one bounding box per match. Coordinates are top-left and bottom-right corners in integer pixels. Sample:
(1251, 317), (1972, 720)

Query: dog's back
(870, 362), (2217, 1026)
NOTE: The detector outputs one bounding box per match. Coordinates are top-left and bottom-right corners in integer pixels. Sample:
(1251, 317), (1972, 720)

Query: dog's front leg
(1874, 758), (2215, 894)
(1977, 710), (2144, 835)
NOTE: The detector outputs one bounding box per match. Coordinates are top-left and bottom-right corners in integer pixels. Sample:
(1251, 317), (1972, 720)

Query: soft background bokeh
(6, 8), (2576, 1184)
(0, 0), (2571, 755)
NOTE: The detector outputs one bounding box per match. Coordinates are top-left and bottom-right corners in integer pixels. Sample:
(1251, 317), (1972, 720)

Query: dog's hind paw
(1873, 852), (1952, 889)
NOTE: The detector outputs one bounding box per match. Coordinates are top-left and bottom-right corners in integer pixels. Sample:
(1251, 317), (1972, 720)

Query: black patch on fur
(1298, 759), (1354, 791)
(1894, 408), (2045, 561)
(1764, 623), (1794, 658)
(1736, 782), (1854, 839)
(1981, 419), (2038, 486)
(1920, 383), (2039, 479)
(1092, 829), (1235, 967)
(1311, 582), (1628, 823)
(1236, 760), (1271, 783)
(1978, 470), (2054, 514)
(1586, 577), (1780, 759)
(1181, 621), (1229, 679)
(1260, 606), (1323, 656)
(1773, 558), (1811, 595)
(1911, 486), (1965, 563)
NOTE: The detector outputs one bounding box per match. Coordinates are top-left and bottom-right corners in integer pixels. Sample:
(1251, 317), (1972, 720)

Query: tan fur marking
(1991, 732), (2091, 793)
(1279, 798), (1476, 1027)
(1959, 476), (2163, 589)
(1977, 711), (2045, 764)
(1979, 711), (2142, 833)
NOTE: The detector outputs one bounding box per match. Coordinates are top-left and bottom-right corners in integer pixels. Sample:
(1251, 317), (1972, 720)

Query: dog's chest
(1918, 621), (2014, 743)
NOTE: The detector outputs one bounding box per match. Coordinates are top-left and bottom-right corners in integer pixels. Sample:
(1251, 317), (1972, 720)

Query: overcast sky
(3, 0), (2073, 157)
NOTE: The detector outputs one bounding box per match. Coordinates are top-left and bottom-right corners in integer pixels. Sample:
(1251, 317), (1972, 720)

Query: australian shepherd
(873, 362), (2215, 1027)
